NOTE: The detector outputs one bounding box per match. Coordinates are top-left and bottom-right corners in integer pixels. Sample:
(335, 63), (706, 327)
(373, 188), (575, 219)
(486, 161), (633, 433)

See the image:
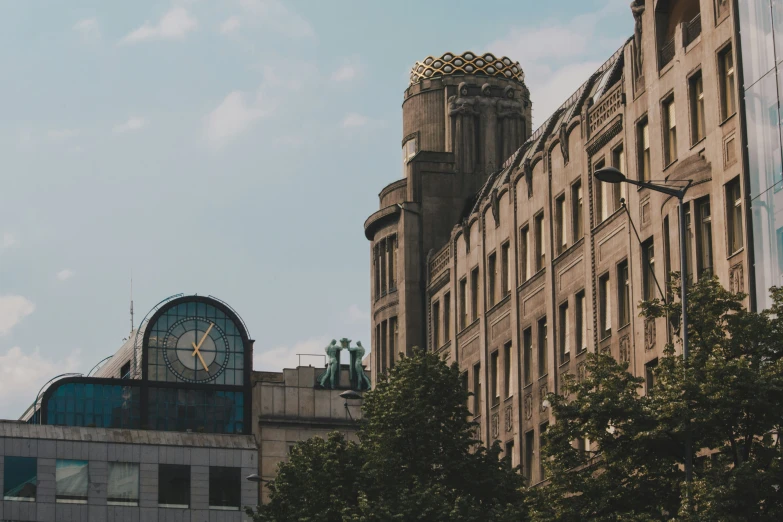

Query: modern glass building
(20, 294), (253, 434)
(738, 0), (783, 310)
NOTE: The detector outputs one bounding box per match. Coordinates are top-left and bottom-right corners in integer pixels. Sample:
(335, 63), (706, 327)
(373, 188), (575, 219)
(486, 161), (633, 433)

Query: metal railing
(683, 13), (702, 48)
(659, 38), (675, 68)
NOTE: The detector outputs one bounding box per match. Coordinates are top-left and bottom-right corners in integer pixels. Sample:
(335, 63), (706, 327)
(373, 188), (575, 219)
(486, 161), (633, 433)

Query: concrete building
(365, 0), (764, 486)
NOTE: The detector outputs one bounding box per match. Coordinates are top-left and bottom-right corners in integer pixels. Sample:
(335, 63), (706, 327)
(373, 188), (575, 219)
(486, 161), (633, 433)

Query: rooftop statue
(348, 341), (371, 391)
(317, 339), (341, 389)
(317, 338), (371, 390)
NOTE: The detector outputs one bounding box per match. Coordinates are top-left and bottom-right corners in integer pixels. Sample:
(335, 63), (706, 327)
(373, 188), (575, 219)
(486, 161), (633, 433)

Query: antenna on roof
(130, 271), (134, 334)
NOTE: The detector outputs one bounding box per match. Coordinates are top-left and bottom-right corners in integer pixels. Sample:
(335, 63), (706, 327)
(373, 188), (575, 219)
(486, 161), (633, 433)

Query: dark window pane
(209, 467), (241, 510)
(159, 464), (190, 508)
(3, 456), (36, 501)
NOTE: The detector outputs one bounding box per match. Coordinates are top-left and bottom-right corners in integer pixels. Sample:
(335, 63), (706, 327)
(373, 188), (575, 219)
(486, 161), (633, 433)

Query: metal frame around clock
(161, 317), (231, 384)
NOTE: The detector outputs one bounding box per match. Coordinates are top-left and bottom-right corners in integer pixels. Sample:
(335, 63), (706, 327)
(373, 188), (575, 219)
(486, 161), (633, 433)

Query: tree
(532, 277), (783, 521)
(248, 349), (528, 521)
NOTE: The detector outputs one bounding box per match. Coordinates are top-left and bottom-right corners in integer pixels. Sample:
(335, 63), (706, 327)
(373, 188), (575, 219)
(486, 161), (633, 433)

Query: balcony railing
(683, 12), (702, 47)
(659, 38), (675, 69)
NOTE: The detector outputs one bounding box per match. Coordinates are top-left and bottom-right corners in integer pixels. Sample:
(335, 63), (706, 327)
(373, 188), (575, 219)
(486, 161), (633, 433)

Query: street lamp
(594, 167), (693, 489)
(340, 390), (363, 422)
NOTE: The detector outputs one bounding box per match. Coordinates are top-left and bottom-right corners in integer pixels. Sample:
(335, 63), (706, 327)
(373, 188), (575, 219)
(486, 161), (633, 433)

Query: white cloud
(47, 128), (79, 140)
(73, 17), (100, 41)
(486, 0), (629, 125)
(238, 0), (314, 38)
(253, 336), (332, 372)
(341, 113), (369, 128)
(56, 269), (74, 281)
(219, 16), (241, 34)
(121, 7), (198, 44)
(0, 296), (34, 336)
(345, 304), (369, 324)
(0, 347), (81, 419)
(113, 117), (146, 134)
(204, 90), (272, 146)
(1, 232), (16, 249)
(331, 62), (360, 83)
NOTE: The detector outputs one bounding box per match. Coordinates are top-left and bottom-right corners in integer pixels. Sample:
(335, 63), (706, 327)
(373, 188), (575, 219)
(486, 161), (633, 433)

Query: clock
(162, 317), (230, 383)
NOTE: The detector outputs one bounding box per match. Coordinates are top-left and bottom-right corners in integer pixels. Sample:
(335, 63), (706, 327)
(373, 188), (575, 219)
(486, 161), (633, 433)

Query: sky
(0, 0), (634, 419)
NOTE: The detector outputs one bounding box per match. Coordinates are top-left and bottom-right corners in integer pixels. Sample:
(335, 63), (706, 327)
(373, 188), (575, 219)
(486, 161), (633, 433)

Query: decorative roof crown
(409, 52), (524, 86)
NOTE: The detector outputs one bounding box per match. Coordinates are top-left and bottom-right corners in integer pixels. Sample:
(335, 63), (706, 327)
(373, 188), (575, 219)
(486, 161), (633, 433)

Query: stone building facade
(365, 0), (755, 485)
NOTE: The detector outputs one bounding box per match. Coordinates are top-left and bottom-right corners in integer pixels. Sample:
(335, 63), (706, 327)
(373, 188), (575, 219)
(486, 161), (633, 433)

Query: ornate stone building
(365, 0), (758, 485)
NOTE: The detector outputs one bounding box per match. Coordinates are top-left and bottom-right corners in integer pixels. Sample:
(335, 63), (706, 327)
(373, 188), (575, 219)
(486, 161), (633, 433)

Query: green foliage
(249, 348), (528, 521)
(533, 276), (783, 521)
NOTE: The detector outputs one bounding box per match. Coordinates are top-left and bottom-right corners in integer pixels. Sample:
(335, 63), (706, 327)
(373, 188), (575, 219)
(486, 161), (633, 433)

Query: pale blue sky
(0, 0), (633, 418)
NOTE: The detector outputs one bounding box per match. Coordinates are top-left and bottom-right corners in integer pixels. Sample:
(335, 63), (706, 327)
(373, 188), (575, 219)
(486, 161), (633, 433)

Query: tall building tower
(364, 52), (532, 384)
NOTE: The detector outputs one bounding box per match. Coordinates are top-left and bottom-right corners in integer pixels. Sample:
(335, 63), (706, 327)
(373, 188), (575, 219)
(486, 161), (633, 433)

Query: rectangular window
(56, 460), (88, 504)
(443, 293), (451, 343)
(612, 145), (626, 209)
(642, 239), (655, 301)
(470, 267), (480, 322)
(523, 328), (533, 385)
(663, 96), (677, 165)
(726, 178), (743, 253)
(488, 252), (497, 307)
(389, 317), (397, 370)
(596, 158), (610, 222)
(539, 422), (549, 480)
(432, 300), (441, 349)
(664, 215), (672, 300)
(618, 261), (630, 327)
(719, 45), (736, 120)
(555, 194), (566, 256)
(637, 117), (651, 182)
(459, 278), (468, 329)
(690, 71), (705, 143)
(380, 239), (387, 296)
(524, 430), (535, 483)
(374, 244), (381, 299)
(537, 317), (548, 378)
(108, 462), (140, 506)
(599, 274), (611, 338)
(501, 242), (511, 298)
(3, 456), (36, 501)
(505, 440), (515, 468)
(535, 213), (545, 271)
(389, 235), (398, 291)
(473, 363), (482, 417)
(503, 341), (512, 399)
(645, 358), (659, 394)
(520, 225), (530, 282)
(375, 323), (382, 374)
(159, 464), (191, 509)
(685, 203), (694, 283)
(120, 361), (131, 379)
(576, 291), (587, 352)
(572, 181), (584, 241)
(559, 301), (570, 360)
(491, 351), (500, 406)
(381, 320), (388, 373)
(697, 198), (713, 277)
(209, 467), (241, 510)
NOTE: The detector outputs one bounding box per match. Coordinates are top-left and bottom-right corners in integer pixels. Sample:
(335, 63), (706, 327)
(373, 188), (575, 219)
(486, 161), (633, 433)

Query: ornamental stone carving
(619, 335), (631, 364)
(524, 393), (533, 420)
(539, 383), (548, 413)
(730, 262), (744, 294)
(631, 1), (646, 79)
(505, 405), (513, 432)
(561, 372), (571, 398)
(490, 188), (500, 227)
(461, 219), (471, 253)
(644, 317), (656, 351)
(577, 362), (587, 383)
(523, 158), (533, 198)
(491, 412), (500, 439)
(559, 124), (570, 165)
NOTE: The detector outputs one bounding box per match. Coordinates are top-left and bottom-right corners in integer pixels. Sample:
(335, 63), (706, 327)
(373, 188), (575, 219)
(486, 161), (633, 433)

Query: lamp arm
(622, 178), (684, 198)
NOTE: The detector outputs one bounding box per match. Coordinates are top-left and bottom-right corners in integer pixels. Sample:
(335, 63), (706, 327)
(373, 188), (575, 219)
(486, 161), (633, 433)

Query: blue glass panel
(3, 456), (37, 501)
(740, 0), (776, 87)
(746, 71), (783, 197)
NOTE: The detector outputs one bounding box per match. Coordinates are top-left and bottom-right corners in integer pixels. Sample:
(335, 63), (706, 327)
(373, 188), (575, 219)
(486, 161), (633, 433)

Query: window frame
(688, 69), (705, 145)
(599, 272), (612, 339)
(554, 192), (567, 256)
(717, 43), (736, 122)
(636, 115), (651, 182)
(571, 179), (584, 242)
(661, 93), (678, 166)
(618, 260), (631, 328)
(158, 464), (191, 509)
(725, 177), (744, 255)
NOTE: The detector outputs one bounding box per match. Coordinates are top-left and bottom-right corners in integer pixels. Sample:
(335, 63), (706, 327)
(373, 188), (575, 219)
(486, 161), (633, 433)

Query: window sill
(727, 247), (744, 261)
(559, 356), (571, 369)
(504, 395), (514, 403)
(600, 332), (612, 342)
(3, 497), (35, 502)
(618, 322), (631, 333)
(719, 112), (737, 127)
(662, 158), (678, 173)
(210, 506), (240, 511)
(689, 137), (706, 151)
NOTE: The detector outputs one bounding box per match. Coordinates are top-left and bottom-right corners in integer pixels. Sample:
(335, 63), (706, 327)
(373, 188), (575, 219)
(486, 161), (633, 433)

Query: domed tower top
(402, 51), (532, 176)
(409, 51), (525, 86)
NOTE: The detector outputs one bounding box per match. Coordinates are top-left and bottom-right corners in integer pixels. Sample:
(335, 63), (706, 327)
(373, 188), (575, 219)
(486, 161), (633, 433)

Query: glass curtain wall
(739, 0), (783, 309)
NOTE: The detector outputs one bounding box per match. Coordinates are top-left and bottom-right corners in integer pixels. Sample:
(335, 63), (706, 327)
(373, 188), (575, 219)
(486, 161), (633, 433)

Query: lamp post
(593, 167), (692, 490)
(340, 390), (363, 422)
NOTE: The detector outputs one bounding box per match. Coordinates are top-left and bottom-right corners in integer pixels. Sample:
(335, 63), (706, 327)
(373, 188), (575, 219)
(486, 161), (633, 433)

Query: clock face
(162, 318), (230, 383)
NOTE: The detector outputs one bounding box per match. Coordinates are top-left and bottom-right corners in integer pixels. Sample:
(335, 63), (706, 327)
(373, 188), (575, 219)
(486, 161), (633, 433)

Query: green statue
(349, 341), (372, 391)
(318, 340), (341, 389)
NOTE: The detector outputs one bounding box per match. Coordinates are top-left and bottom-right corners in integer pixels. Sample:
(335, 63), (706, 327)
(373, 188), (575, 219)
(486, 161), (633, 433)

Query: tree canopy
(249, 348), (528, 521)
(532, 277), (783, 521)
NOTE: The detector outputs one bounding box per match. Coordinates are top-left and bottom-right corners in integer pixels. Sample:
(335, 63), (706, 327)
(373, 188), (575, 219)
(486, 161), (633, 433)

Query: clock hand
(192, 322), (214, 354)
(191, 341), (210, 373)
